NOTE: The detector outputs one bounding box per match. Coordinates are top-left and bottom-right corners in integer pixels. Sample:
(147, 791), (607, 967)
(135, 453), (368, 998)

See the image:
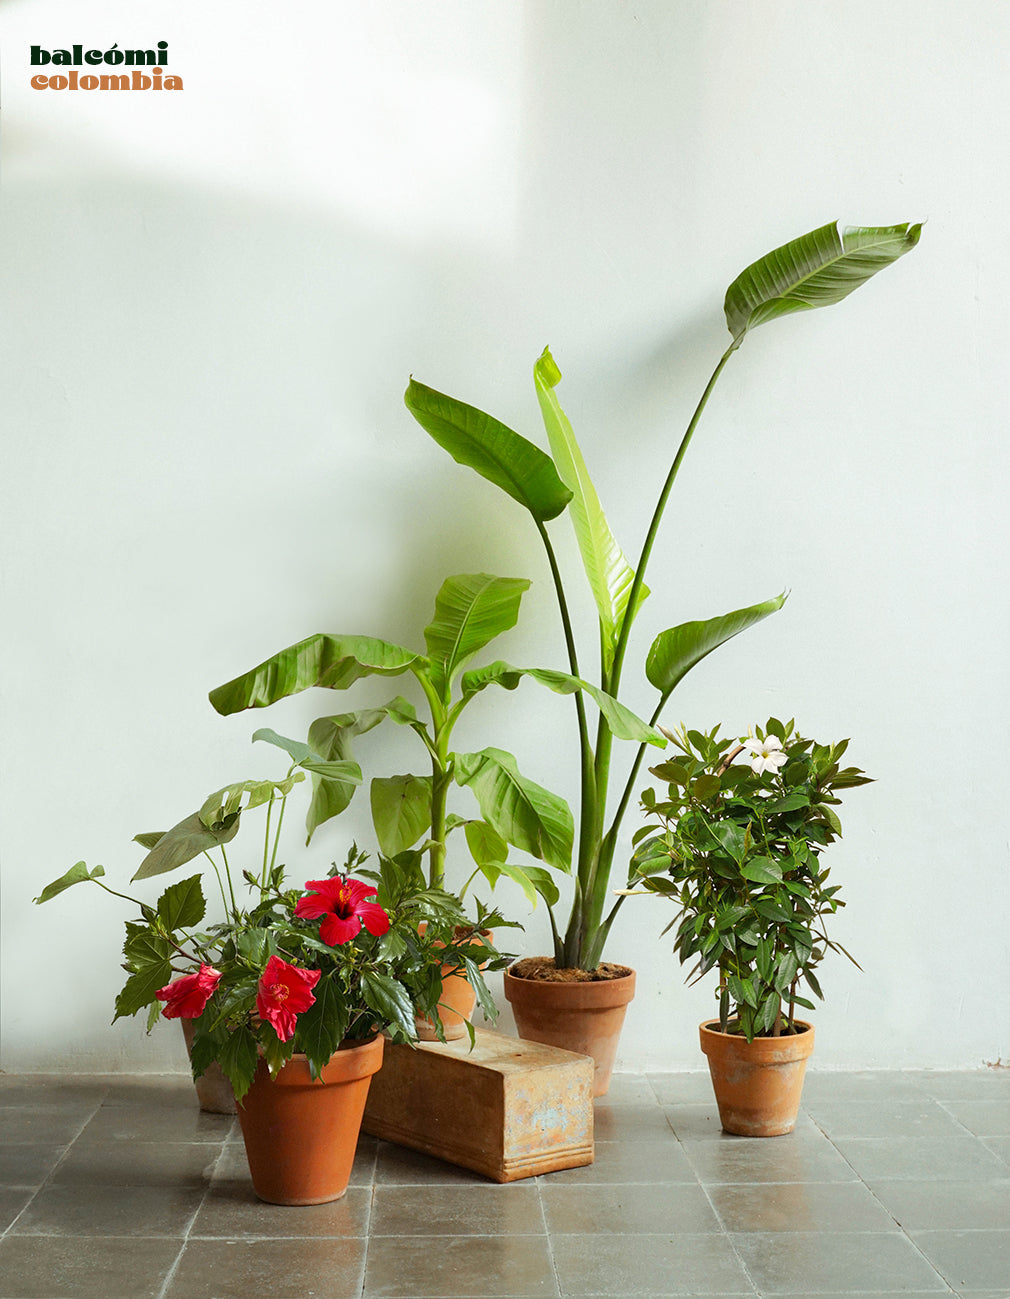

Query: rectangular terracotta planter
(362, 1028), (594, 1182)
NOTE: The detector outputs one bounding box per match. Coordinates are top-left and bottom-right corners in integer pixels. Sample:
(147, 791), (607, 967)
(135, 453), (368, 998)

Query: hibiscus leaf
(404, 377), (573, 523)
(132, 811), (241, 882)
(370, 774), (433, 857)
(724, 221), (922, 344)
(646, 594), (787, 702)
(209, 634), (424, 716)
(740, 857), (784, 886)
(455, 748), (573, 871)
(156, 875), (206, 932)
(294, 975), (347, 1070)
(361, 970), (416, 1040)
(533, 347), (648, 671)
(424, 573), (530, 693)
(113, 958), (174, 1022)
(462, 955), (497, 1023)
(217, 1027), (260, 1102)
(33, 861), (106, 904)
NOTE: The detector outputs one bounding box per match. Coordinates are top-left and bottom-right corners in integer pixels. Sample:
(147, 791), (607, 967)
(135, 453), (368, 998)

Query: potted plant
(206, 570), (621, 1032)
(628, 718), (871, 1135)
(401, 221), (919, 1090)
(35, 752), (514, 1199)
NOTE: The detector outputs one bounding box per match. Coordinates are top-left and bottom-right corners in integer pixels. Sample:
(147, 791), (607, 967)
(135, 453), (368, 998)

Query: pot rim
(699, 1018), (813, 1040)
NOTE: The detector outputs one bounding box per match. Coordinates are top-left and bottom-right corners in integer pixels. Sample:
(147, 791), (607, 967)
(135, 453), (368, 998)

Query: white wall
(2, 0), (1007, 1074)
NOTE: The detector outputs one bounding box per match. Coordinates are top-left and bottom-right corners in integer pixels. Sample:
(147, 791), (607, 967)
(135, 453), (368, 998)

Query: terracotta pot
(503, 962), (635, 1097)
(415, 926), (492, 1043)
(237, 1035), (384, 1204)
(699, 1019), (815, 1137)
(181, 1019), (237, 1115)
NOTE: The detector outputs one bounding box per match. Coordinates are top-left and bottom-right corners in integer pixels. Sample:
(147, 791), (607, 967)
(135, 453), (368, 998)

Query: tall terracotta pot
(237, 1035), (384, 1204)
(503, 963), (635, 1097)
(700, 1019), (814, 1137)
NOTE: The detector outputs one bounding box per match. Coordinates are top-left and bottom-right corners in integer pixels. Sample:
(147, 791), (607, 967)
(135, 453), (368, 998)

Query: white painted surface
(2, 1), (1006, 1072)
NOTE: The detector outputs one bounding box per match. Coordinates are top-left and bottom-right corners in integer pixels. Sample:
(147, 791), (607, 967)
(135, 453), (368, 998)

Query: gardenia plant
(403, 221), (920, 970)
(629, 719), (872, 1040)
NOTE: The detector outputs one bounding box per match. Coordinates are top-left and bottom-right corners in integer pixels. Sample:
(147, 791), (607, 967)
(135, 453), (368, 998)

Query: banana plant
(404, 221), (921, 969)
(208, 571), (663, 911)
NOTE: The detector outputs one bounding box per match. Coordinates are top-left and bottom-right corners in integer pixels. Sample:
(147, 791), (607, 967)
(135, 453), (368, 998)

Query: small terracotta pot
(503, 963), (636, 1097)
(415, 926), (492, 1043)
(699, 1019), (815, 1137)
(237, 1035), (384, 1205)
(181, 1019), (237, 1115)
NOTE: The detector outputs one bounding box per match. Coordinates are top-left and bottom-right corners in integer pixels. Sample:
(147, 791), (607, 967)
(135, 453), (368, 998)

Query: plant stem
(609, 344), (735, 695)
(269, 795), (288, 879)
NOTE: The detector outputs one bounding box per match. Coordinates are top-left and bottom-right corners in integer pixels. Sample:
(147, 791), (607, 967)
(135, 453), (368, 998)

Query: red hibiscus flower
(294, 876), (391, 947)
(256, 955), (321, 1042)
(156, 964), (221, 1019)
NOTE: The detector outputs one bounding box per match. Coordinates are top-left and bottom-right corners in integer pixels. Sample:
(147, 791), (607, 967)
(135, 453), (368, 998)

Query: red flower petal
(319, 911), (362, 947)
(357, 901), (391, 937)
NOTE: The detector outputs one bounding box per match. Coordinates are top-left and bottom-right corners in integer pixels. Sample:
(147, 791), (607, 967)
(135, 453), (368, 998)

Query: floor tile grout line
(0, 1088), (112, 1242)
(806, 1110), (958, 1296)
(152, 1131), (232, 1299)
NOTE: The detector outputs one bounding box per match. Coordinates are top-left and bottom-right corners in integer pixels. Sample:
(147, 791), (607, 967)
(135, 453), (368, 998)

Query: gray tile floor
(1, 1067), (1009, 1298)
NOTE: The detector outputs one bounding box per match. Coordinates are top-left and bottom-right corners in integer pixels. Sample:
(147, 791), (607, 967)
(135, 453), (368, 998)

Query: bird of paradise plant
(403, 221), (921, 971)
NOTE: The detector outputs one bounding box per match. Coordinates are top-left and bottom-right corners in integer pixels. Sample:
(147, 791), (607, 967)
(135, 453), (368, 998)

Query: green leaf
(156, 875), (206, 932)
(361, 970), (416, 1039)
(251, 728), (315, 765)
(113, 959), (173, 1021)
(423, 573), (530, 692)
(217, 1027), (260, 1102)
(740, 857), (784, 885)
(724, 221), (922, 344)
(404, 377), (572, 523)
(132, 833), (164, 850)
(209, 634), (423, 715)
(646, 594), (787, 700)
(294, 975), (347, 1067)
(370, 775), (433, 857)
(455, 748), (573, 871)
(459, 661), (664, 746)
(473, 859), (541, 909)
(533, 347), (647, 669)
(464, 820), (508, 866)
(132, 811), (241, 882)
(33, 861), (105, 904)
(304, 706), (398, 841)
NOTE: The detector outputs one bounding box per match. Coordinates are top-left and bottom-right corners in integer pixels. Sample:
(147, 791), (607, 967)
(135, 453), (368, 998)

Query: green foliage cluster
(403, 221), (919, 970)
(631, 720), (872, 1040)
(36, 754), (515, 1098)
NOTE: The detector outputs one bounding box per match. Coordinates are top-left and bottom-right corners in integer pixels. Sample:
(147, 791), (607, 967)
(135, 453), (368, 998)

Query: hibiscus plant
(402, 221), (920, 971)
(628, 719), (872, 1040)
(35, 751), (514, 1098)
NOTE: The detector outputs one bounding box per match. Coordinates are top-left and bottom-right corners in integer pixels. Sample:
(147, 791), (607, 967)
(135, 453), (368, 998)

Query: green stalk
(535, 520), (598, 966)
(571, 346), (738, 969)
(268, 794), (288, 879)
(201, 850), (231, 917)
(218, 844), (239, 917)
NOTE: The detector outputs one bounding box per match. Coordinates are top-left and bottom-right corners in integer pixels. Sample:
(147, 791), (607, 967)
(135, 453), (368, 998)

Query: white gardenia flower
(741, 734), (788, 775)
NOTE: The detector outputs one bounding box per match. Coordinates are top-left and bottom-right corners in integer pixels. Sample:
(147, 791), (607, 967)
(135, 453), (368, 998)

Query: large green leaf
(459, 661), (664, 746)
(404, 377), (572, 522)
(423, 573), (530, 693)
(455, 747), (573, 871)
(209, 635), (423, 715)
(370, 774), (433, 857)
(132, 810), (242, 882)
(724, 221), (922, 344)
(646, 594), (787, 702)
(304, 705), (407, 841)
(534, 347), (647, 669)
(361, 970), (416, 1040)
